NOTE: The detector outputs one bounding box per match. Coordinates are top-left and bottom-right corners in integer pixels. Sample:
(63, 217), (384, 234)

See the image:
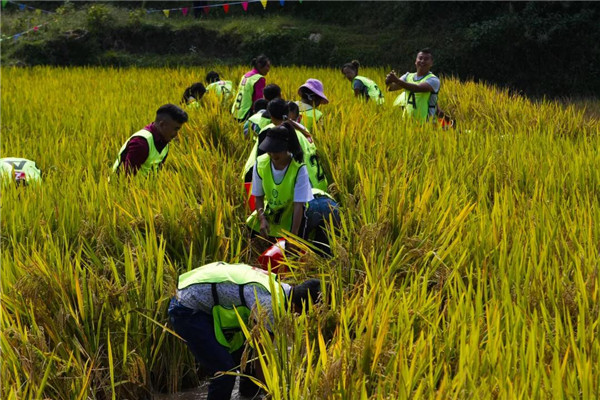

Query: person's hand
(385, 70), (400, 85)
(259, 216), (270, 238)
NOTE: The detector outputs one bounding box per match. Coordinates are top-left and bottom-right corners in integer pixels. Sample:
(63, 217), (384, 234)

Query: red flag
(182, 7), (189, 16)
(33, 26), (39, 32)
(223, 4), (229, 13)
(242, 2), (248, 11)
(202, 6), (209, 14)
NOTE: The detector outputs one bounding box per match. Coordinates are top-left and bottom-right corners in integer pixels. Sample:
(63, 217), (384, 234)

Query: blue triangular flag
(19, 3), (26, 10)
(280, 0), (284, 5)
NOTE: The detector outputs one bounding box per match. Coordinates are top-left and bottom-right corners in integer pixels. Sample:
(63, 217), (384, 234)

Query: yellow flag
(35, 9), (42, 15)
(261, 0), (267, 9)
(163, 9), (170, 18)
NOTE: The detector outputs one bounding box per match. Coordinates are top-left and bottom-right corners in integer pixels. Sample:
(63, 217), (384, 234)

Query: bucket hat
(298, 79), (329, 104)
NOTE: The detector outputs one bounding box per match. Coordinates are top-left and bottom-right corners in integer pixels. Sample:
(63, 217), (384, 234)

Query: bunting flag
(18, 3), (25, 10)
(33, 26), (39, 31)
(223, 4), (229, 13)
(298, 0), (302, 3)
(242, 2), (248, 11)
(280, 0), (284, 6)
(202, 6), (209, 14)
(162, 9), (170, 17)
(1, 0), (7, 8)
(182, 7), (189, 16)
(13, 33), (21, 41)
(261, 0), (267, 10)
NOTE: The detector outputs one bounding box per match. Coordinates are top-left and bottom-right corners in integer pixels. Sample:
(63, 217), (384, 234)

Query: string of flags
(1, 0), (56, 42)
(148, 0), (302, 17)
(1, 0), (304, 42)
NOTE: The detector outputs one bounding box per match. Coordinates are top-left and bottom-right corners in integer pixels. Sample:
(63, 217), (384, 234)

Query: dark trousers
(301, 196), (341, 256)
(168, 298), (258, 399)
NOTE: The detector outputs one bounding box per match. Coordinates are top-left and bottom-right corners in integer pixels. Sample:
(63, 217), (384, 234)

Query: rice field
(1, 65), (599, 399)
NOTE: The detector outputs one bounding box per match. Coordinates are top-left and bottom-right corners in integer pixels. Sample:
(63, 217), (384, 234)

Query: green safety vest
(178, 262), (286, 352)
(206, 80), (233, 99)
(0, 157), (42, 184)
(247, 110), (271, 138)
(246, 153), (304, 237)
(398, 72), (438, 122)
(296, 131), (328, 192)
(297, 102), (323, 133)
(242, 123), (275, 179)
(354, 76), (385, 105)
(112, 129), (168, 176)
(231, 73), (264, 120)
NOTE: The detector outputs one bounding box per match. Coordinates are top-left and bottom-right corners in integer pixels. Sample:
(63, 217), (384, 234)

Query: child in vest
(204, 71), (233, 100)
(0, 157), (42, 186)
(181, 83), (206, 109)
(341, 60), (385, 105)
(247, 123), (340, 256)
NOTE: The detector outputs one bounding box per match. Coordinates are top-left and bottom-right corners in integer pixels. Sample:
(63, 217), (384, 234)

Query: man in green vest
(112, 104), (188, 176)
(168, 261), (322, 400)
(385, 48), (441, 122)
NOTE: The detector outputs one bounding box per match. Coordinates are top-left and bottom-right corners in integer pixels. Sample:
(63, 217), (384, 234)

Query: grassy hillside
(1, 65), (599, 398)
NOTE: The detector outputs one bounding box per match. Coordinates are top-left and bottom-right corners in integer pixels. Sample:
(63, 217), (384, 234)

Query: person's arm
(386, 71), (433, 93)
(352, 79), (366, 98)
(290, 202), (304, 236)
(252, 77), (266, 103)
(287, 120), (312, 142)
(121, 137), (149, 176)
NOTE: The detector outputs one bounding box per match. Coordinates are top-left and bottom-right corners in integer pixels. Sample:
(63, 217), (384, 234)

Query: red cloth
(120, 123), (168, 176)
(244, 68), (266, 104)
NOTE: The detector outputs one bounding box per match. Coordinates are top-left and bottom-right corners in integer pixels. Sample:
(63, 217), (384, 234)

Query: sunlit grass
(1, 66), (599, 398)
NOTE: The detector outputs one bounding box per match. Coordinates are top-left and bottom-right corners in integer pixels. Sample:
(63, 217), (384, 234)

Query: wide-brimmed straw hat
(298, 79), (329, 104)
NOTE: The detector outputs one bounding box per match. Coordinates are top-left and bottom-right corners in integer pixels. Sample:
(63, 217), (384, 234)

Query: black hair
(267, 98), (289, 121)
(287, 101), (299, 118)
(279, 122), (304, 163)
(419, 48), (433, 58)
(156, 104), (188, 124)
(263, 84), (281, 101)
(251, 54), (270, 69)
(205, 71), (220, 83)
(181, 83), (206, 105)
(341, 60), (360, 74)
(291, 279), (322, 310)
(253, 98), (268, 113)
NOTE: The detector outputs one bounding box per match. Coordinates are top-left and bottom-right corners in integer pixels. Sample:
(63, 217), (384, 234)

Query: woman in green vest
(341, 60), (385, 105)
(231, 54), (271, 122)
(296, 78), (329, 134)
(168, 261), (322, 400)
(247, 123), (340, 255)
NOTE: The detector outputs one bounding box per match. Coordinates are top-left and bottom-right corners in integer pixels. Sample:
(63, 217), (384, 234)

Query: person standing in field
(204, 71), (233, 101)
(231, 55), (271, 122)
(247, 123), (340, 255)
(385, 48), (441, 122)
(341, 60), (385, 105)
(112, 104), (188, 177)
(168, 261), (322, 400)
(296, 78), (329, 134)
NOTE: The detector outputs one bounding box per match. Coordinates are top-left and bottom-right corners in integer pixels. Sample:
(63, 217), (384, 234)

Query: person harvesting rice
(231, 54), (271, 121)
(341, 60), (384, 105)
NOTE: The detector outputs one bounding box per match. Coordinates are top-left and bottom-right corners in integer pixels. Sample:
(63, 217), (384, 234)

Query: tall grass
(1, 66), (599, 398)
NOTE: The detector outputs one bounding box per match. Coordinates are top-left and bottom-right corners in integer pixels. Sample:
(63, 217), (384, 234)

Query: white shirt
(251, 159), (314, 203)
